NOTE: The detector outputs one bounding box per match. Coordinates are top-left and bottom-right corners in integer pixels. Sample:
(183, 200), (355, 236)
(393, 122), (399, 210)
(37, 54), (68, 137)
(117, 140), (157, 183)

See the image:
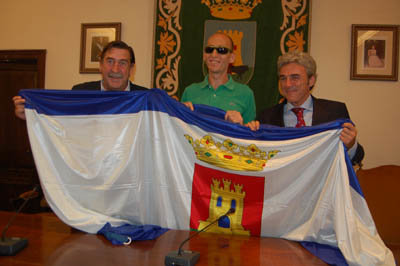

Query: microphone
(165, 208), (235, 266)
(0, 185), (40, 256)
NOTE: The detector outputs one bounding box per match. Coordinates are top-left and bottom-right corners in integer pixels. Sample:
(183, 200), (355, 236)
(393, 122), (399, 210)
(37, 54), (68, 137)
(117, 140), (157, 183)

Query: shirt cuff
(347, 141), (358, 160)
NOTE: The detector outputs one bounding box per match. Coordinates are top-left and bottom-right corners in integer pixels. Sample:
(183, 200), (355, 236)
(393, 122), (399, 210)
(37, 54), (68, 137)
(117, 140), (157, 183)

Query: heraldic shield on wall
(153, 0), (311, 114)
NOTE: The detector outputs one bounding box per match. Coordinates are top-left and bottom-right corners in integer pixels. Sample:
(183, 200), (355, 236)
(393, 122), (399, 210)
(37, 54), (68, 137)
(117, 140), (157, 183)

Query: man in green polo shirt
(181, 32), (256, 125)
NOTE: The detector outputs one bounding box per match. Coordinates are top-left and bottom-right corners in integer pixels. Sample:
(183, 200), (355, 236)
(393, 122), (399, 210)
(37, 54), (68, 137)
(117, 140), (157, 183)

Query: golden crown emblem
(201, 0), (262, 20)
(184, 134), (279, 171)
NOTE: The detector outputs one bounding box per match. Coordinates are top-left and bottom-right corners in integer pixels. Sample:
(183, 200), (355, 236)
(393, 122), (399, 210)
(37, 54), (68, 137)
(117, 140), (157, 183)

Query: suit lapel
(312, 97), (328, 126)
(275, 103), (285, 127)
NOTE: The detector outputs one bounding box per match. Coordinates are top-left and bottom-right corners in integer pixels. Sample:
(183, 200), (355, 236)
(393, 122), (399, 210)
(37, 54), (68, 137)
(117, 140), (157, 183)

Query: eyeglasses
(204, 46), (231, 54)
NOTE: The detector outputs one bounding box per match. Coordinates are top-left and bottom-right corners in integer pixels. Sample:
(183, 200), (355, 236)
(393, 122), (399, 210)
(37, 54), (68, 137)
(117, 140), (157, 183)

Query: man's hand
(182, 101), (194, 111)
(13, 96), (26, 120)
(171, 95), (179, 101)
(340, 122), (357, 149)
(245, 120), (260, 131)
(225, 110), (243, 125)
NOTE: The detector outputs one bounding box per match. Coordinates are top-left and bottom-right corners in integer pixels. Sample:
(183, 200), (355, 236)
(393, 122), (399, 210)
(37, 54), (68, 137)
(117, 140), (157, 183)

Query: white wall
(1, 0), (399, 169)
(310, 0), (400, 169)
(0, 0), (156, 89)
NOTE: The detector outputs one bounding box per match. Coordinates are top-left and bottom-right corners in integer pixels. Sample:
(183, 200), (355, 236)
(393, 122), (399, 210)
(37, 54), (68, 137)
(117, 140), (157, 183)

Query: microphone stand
(165, 208), (235, 266)
(0, 186), (39, 256)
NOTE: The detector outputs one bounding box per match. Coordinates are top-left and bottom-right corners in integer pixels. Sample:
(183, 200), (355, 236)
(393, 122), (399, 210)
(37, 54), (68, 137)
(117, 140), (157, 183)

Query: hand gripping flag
(20, 89), (394, 266)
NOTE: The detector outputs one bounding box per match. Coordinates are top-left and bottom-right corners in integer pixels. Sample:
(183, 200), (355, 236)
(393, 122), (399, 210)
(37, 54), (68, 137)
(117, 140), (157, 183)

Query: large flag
(20, 89), (394, 266)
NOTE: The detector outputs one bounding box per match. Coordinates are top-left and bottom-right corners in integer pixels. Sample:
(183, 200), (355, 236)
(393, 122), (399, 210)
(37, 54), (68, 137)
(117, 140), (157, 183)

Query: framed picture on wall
(80, 23), (121, 73)
(350, 24), (399, 81)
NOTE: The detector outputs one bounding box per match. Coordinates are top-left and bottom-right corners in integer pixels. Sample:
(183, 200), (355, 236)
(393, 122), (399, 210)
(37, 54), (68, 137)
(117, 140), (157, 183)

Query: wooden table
(0, 211), (330, 265)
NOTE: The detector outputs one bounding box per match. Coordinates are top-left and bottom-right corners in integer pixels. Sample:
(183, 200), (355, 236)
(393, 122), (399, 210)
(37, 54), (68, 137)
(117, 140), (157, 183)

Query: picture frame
(350, 24), (399, 81)
(80, 23), (121, 73)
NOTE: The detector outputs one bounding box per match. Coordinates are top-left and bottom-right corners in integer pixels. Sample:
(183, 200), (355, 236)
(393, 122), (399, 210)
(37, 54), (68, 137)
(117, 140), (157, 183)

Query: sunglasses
(204, 46), (232, 54)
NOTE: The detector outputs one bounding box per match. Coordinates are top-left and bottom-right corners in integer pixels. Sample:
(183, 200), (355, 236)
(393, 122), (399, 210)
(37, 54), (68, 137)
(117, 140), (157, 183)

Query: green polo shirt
(181, 75), (256, 124)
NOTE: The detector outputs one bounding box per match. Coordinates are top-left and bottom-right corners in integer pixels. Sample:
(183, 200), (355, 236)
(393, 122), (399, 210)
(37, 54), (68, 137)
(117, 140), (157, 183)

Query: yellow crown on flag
(184, 134), (279, 171)
(201, 0), (262, 20)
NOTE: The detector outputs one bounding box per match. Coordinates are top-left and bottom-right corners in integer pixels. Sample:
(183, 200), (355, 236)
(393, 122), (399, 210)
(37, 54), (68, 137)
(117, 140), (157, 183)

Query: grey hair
(277, 51), (317, 78)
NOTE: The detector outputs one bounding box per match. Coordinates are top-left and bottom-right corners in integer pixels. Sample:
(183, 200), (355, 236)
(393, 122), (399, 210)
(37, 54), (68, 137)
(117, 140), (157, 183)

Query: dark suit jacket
(258, 96), (364, 165)
(71, 80), (147, 91)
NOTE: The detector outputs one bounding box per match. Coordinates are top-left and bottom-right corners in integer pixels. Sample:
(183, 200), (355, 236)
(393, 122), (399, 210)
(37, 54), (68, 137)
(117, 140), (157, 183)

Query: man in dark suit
(246, 51), (364, 166)
(71, 40), (147, 92)
(13, 40), (147, 119)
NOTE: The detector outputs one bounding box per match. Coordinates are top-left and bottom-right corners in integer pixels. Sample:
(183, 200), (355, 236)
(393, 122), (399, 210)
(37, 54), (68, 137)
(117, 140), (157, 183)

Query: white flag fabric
(20, 89), (394, 266)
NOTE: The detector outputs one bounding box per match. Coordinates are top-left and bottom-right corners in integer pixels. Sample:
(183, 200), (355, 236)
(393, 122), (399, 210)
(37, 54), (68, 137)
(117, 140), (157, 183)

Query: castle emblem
(185, 134), (279, 171)
(198, 178), (250, 235)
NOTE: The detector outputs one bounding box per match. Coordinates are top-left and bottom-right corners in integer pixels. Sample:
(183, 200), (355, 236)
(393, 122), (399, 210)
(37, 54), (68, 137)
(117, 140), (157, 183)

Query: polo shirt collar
(201, 75), (234, 91)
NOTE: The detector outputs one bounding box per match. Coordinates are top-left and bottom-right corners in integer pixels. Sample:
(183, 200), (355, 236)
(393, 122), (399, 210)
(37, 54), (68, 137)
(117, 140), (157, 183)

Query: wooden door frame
(0, 49), (46, 212)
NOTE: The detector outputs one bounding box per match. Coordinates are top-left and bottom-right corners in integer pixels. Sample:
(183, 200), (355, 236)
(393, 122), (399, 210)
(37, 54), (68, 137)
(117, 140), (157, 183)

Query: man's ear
(129, 63), (135, 79)
(99, 61), (104, 73)
(229, 52), (236, 64)
(308, 75), (316, 89)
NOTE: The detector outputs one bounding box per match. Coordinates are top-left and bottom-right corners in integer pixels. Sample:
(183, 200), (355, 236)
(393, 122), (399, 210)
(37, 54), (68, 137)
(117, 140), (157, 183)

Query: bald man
(181, 32), (256, 125)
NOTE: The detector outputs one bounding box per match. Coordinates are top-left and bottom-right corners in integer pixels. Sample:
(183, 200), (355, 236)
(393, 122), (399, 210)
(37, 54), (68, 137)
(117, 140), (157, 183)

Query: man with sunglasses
(246, 51), (364, 166)
(13, 41), (147, 120)
(181, 32), (256, 125)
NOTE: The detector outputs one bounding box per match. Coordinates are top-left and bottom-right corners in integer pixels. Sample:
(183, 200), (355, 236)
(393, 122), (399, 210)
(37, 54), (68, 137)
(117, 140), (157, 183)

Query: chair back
(357, 165), (400, 244)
